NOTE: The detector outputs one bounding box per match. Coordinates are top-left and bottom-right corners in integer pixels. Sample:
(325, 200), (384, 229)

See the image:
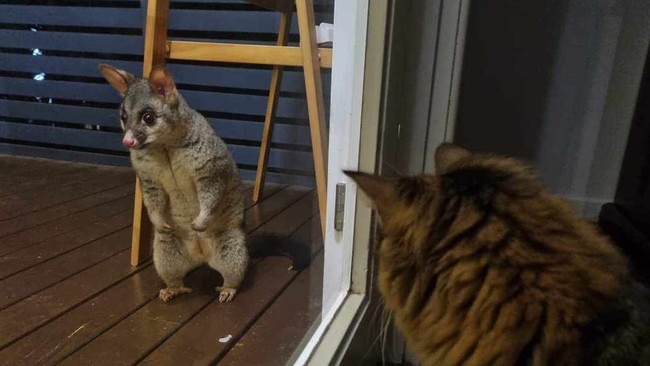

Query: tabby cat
(345, 143), (650, 365)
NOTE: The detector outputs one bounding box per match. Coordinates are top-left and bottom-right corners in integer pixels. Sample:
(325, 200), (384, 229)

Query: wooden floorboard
(0, 194), (133, 258)
(0, 156), (324, 365)
(0, 165), (97, 198)
(0, 224), (132, 311)
(0, 182), (285, 366)
(0, 248), (139, 350)
(220, 251), (324, 366)
(0, 183), (134, 238)
(0, 207), (133, 279)
(0, 169), (133, 221)
(220, 218), (324, 366)
(58, 191), (318, 366)
(0, 156), (76, 178)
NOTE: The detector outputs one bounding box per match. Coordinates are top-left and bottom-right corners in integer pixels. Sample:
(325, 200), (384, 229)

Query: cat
(345, 143), (650, 365)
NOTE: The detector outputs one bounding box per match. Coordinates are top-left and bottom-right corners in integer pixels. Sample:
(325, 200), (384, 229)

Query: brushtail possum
(99, 64), (309, 303)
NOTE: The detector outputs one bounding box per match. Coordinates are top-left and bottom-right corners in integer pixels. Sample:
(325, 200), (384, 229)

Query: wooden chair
(130, 0), (331, 265)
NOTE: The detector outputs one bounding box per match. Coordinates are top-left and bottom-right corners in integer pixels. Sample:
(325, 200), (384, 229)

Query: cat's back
(582, 278), (650, 366)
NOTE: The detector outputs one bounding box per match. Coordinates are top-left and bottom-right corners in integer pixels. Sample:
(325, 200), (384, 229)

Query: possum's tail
(246, 234), (312, 271)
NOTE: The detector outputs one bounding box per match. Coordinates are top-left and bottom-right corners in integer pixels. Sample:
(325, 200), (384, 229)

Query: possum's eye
(120, 112), (127, 124)
(142, 112), (155, 126)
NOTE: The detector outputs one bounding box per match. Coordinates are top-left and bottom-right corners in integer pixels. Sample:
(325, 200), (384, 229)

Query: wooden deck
(0, 156), (323, 365)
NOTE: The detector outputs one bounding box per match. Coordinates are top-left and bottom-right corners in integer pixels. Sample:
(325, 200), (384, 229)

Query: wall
(455, 0), (650, 218)
(0, 0), (333, 186)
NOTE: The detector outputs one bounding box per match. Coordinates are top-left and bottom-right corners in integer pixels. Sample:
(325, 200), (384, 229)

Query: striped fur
(346, 143), (650, 365)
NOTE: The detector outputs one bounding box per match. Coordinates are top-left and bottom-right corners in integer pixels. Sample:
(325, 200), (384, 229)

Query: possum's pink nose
(122, 135), (136, 148)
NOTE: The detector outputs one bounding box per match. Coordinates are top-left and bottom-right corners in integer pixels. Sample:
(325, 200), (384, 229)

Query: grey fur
(99, 64), (247, 303)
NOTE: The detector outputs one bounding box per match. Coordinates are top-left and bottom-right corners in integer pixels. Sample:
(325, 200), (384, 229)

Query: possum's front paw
(191, 213), (211, 232)
(156, 222), (175, 234)
(150, 213), (175, 234)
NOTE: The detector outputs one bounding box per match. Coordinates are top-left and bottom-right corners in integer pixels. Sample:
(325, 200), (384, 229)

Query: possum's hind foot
(159, 286), (192, 302)
(216, 286), (237, 303)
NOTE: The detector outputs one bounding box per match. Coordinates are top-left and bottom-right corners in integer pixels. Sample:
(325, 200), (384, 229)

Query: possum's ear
(98, 64), (135, 96)
(148, 65), (178, 105)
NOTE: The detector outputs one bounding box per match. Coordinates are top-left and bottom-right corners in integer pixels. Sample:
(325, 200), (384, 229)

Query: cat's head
(99, 64), (184, 149)
(345, 143), (470, 235)
(344, 143), (541, 255)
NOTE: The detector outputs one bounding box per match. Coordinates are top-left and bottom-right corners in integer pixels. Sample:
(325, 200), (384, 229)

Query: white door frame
(293, 0), (371, 363)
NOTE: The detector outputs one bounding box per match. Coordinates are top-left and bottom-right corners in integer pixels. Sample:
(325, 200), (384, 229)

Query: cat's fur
(100, 64), (247, 303)
(345, 143), (650, 365)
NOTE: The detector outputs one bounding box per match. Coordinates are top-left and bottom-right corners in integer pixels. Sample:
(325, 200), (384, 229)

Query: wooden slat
(0, 54), (329, 93)
(0, 6), (142, 28)
(0, 81), (308, 119)
(0, 183), (133, 238)
(170, 8), (298, 33)
(58, 191), (316, 365)
(0, 181), (287, 365)
(0, 121), (123, 152)
(182, 88), (307, 118)
(0, 30), (142, 55)
(0, 195), (133, 257)
(210, 119), (312, 146)
(0, 6), (296, 34)
(0, 100), (119, 127)
(240, 145), (315, 171)
(0, 249), (141, 350)
(168, 40), (333, 67)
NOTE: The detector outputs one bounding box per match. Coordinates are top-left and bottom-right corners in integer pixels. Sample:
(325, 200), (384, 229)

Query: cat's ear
(148, 65), (178, 104)
(435, 143), (471, 175)
(98, 64), (135, 96)
(344, 171), (399, 216)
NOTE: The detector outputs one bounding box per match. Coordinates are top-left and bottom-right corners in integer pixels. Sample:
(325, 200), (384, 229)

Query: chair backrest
(243, 0), (294, 13)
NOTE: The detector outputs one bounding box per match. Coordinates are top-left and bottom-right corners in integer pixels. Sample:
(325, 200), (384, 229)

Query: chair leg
(131, 0), (170, 266)
(253, 11), (293, 203)
(131, 179), (153, 266)
(296, 0), (328, 237)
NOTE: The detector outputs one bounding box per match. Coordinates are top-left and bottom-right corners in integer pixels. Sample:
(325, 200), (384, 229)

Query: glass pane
(0, 0), (334, 364)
